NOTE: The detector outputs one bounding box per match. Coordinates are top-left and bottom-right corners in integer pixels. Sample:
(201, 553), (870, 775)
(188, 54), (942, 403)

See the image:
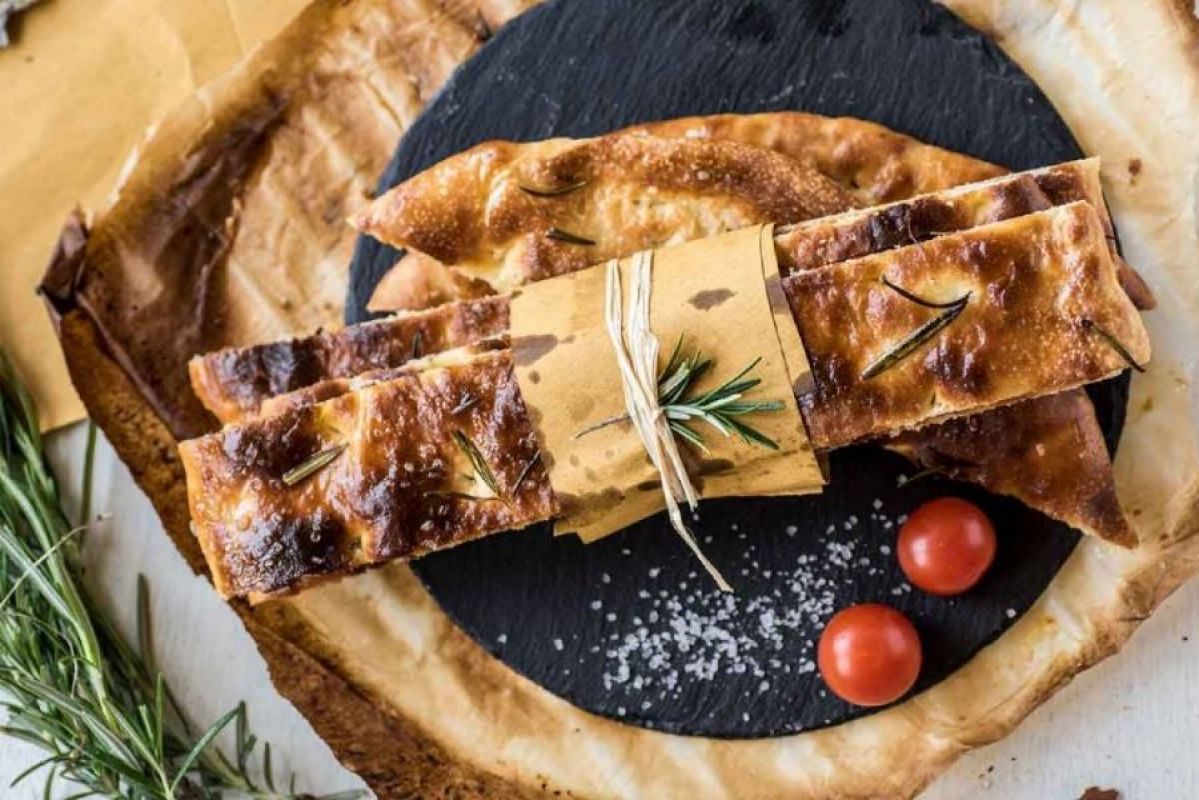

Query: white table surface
(1, 423), (1196, 799)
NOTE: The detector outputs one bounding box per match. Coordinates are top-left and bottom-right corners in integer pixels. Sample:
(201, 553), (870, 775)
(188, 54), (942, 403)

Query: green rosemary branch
(657, 337), (785, 453)
(0, 352), (363, 800)
(576, 338), (784, 452)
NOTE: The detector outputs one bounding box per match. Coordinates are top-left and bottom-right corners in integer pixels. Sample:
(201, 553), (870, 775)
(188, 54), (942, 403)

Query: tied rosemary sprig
(546, 227), (596, 246)
(860, 287), (972, 380)
(657, 338), (784, 453)
(1081, 318), (1145, 373)
(519, 180), (587, 198)
(0, 353), (363, 800)
(576, 337), (784, 453)
(451, 431), (502, 498)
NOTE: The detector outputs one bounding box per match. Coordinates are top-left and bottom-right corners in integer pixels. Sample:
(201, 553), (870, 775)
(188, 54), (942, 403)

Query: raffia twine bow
(603, 252), (733, 592)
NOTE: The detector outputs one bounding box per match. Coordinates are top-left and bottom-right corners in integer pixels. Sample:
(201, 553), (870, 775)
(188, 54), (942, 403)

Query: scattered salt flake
(785, 524), (798, 536)
(601, 572), (611, 584)
(553, 638), (564, 651)
(497, 634), (508, 644)
(1005, 608), (1017, 619)
(648, 567), (661, 579)
(590, 600), (603, 611)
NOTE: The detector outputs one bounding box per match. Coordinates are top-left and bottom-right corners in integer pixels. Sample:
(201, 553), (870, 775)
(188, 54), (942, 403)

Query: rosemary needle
(1081, 318), (1146, 373)
(519, 180), (587, 198)
(546, 227), (596, 246)
(281, 443), (347, 487)
(452, 430), (503, 498)
(860, 294), (971, 380)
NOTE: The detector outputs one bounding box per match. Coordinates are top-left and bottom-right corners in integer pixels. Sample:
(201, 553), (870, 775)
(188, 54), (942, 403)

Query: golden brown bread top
(180, 349), (557, 600)
(628, 112), (1006, 204)
(189, 295), (509, 423)
(350, 132), (856, 291)
(258, 337), (510, 419)
(774, 158), (1154, 309)
(887, 390), (1133, 547)
(787, 202), (1151, 448)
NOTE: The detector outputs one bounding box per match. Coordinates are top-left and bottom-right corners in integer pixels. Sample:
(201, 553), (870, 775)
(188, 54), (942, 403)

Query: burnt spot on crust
(785, 203), (1149, 449)
(190, 295), (510, 423)
(181, 351), (559, 599)
(233, 509), (351, 595)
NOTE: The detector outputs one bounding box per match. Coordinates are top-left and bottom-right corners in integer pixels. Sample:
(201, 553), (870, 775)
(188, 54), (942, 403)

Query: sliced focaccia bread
(180, 349), (557, 600)
(350, 132), (856, 291)
(257, 336), (509, 420)
(189, 295), (509, 422)
(887, 390), (1134, 546)
(787, 202), (1150, 448)
(774, 158), (1154, 309)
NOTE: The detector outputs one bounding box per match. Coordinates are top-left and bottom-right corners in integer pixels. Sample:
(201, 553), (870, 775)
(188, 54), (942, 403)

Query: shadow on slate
(346, 0), (1129, 738)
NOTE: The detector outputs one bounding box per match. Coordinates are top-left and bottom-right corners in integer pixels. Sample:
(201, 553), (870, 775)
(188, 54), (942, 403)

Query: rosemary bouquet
(0, 354), (361, 799)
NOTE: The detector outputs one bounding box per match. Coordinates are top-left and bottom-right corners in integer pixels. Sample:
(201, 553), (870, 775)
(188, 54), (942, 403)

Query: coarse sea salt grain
(592, 520), (915, 707)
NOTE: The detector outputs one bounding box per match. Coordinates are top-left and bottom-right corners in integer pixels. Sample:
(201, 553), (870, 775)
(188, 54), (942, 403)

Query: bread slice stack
(180, 131), (1152, 600)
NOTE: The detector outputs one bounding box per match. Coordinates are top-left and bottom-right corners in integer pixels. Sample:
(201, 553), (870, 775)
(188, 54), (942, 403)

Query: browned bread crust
(775, 158), (1154, 310)
(351, 132), (857, 290)
(788, 203), (1150, 448)
(183, 202), (1150, 597)
(181, 349), (557, 599)
(190, 296), (509, 422)
(887, 390), (1134, 546)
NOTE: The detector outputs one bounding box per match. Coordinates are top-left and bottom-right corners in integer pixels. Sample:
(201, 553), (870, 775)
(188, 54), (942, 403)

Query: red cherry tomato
(818, 603), (922, 707)
(898, 497), (997, 596)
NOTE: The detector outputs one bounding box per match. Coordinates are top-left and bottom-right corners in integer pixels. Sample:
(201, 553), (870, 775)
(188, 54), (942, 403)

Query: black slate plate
(346, 0), (1128, 738)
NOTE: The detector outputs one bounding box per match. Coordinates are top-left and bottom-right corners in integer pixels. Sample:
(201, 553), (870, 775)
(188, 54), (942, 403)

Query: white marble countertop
(1, 424), (1196, 798)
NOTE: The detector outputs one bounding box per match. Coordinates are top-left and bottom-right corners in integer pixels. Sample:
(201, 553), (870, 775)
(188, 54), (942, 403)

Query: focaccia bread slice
(189, 295), (509, 422)
(888, 389), (1134, 546)
(350, 132), (856, 291)
(775, 158), (1154, 309)
(180, 349), (557, 600)
(257, 336), (509, 419)
(788, 202), (1151, 448)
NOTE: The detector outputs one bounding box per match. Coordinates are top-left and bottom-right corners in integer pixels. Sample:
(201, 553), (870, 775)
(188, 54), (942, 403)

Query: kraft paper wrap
(510, 224), (824, 543)
(0, 0), (308, 431)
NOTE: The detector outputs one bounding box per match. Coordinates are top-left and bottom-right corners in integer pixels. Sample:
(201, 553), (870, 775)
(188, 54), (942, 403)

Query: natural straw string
(604, 252), (733, 593)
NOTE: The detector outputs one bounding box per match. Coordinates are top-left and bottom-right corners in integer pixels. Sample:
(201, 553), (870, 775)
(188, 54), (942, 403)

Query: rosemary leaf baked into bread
(181, 349), (556, 600)
(787, 202), (1149, 447)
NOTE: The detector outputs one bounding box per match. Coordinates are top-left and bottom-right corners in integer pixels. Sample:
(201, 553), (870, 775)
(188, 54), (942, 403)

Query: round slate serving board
(347, 0), (1127, 738)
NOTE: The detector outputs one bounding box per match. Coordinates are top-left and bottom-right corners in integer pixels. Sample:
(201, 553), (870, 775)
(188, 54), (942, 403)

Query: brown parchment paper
(0, 0), (309, 431)
(510, 225), (823, 542)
